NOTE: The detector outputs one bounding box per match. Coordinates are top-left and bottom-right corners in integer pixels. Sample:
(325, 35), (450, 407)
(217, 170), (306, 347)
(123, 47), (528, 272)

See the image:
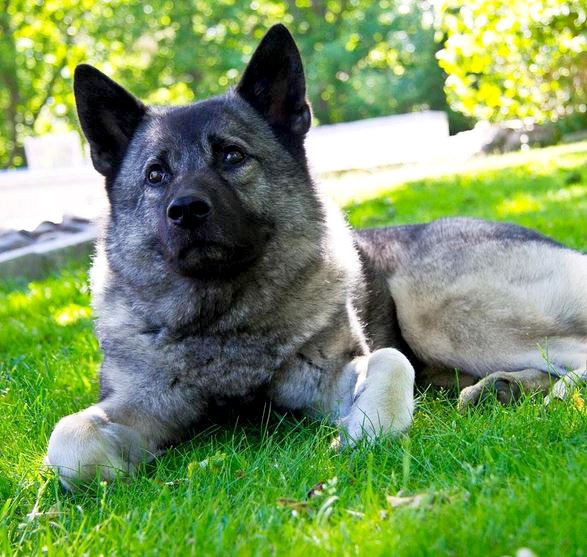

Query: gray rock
(0, 230), (34, 253)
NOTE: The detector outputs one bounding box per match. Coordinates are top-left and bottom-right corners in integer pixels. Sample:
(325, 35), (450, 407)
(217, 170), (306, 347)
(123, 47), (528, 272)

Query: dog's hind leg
(545, 368), (587, 404)
(457, 368), (552, 411)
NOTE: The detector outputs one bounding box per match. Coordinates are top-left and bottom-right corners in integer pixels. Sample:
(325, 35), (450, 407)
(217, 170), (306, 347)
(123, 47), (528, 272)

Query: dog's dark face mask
(73, 25), (314, 279)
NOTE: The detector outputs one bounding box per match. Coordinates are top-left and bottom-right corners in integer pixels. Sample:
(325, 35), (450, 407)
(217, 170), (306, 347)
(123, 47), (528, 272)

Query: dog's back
(355, 218), (587, 378)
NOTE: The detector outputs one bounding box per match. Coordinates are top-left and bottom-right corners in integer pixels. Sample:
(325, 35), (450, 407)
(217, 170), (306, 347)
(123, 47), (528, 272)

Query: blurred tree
(0, 0), (451, 168)
(118, 0), (449, 124)
(0, 0), (149, 167)
(437, 0), (587, 124)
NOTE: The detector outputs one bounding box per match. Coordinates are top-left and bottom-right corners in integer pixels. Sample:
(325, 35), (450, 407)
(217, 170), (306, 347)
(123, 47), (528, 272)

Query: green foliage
(0, 143), (586, 555)
(0, 0), (140, 167)
(2, 1), (585, 168)
(437, 0), (587, 123)
(0, 0), (449, 168)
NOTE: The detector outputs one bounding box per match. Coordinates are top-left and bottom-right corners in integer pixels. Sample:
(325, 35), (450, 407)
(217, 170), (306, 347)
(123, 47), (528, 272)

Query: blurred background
(0, 0), (586, 230)
(2, 0), (587, 168)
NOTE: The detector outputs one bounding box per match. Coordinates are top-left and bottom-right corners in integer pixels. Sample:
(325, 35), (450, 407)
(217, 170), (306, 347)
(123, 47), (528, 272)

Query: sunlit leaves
(0, 0), (448, 168)
(437, 0), (587, 123)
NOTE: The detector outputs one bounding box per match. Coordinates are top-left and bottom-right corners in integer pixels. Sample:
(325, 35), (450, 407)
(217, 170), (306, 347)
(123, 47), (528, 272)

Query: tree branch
(30, 58), (67, 125)
(30, 27), (74, 127)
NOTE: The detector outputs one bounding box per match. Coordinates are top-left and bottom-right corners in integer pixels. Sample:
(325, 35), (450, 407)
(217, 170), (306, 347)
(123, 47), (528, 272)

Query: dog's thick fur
(47, 25), (587, 489)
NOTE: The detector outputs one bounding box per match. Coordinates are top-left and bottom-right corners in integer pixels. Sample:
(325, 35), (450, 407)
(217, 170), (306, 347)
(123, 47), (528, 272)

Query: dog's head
(75, 25), (319, 279)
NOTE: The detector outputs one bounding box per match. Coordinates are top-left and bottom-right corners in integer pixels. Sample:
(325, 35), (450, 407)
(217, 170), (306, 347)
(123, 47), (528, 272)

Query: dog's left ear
(237, 24), (311, 137)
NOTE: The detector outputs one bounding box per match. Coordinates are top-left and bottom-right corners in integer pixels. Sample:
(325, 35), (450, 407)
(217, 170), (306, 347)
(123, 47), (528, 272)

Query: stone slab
(0, 228), (96, 281)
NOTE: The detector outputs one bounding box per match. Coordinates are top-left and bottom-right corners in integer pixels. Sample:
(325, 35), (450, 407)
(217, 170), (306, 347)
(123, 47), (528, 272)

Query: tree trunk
(0, 6), (26, 168)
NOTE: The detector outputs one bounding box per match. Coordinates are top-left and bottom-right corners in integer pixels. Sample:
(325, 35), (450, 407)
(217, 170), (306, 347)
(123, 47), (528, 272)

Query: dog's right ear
(74, 65), (146, 177)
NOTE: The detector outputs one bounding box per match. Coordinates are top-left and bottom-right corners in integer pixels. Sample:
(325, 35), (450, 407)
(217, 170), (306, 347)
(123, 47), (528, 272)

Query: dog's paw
(45, 406), (145, 490)
(339, 348), (415, 446)
(457, 383), (483, 410)
(458, 373), (522, 411)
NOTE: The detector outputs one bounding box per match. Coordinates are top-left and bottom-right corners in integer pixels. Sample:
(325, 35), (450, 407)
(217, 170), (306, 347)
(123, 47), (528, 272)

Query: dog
(46, 24), (587, 490)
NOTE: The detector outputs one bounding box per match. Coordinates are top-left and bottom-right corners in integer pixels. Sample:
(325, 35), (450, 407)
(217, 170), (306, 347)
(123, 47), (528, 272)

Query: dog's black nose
(167, 195), (212, 227)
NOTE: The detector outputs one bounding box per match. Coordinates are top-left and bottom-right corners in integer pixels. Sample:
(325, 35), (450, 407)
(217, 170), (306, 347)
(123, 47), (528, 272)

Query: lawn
(1, 143), (586, 556)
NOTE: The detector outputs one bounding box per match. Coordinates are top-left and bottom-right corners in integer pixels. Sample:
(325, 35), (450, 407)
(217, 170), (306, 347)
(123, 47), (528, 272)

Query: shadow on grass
(346, 152), (587, 250)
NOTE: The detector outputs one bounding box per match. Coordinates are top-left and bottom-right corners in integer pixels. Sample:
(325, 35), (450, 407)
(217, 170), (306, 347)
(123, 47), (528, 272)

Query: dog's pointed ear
(237, 24), (311, 137)
(74, 64), (146, 177)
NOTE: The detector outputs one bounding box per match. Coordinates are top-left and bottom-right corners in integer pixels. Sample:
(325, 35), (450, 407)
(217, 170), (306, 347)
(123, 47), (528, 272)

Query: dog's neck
(93, 231), (328, 335)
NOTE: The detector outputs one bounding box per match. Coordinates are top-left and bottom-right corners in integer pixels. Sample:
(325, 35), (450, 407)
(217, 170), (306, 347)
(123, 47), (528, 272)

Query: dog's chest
(146, 330), (293, 398)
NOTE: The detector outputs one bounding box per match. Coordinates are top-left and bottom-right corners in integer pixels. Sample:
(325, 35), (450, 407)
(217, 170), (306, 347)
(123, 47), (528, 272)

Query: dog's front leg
(271, 346), (415, 444)
(46, 388), (197, 490)
(331, 348), (415, 446)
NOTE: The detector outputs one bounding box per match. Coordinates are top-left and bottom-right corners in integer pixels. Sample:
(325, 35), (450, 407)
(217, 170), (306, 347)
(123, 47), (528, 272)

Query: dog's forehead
(144, 95), (266, 145)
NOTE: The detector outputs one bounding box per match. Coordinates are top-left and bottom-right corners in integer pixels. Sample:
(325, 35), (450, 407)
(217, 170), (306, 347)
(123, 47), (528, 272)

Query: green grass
(1, 143), (586, 556)
(345, 141), (587, 249)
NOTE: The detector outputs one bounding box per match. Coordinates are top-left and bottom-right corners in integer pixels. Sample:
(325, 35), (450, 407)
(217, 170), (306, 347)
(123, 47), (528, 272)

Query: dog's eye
(222, 147), (246, 167)
(146, 164), (168, 186)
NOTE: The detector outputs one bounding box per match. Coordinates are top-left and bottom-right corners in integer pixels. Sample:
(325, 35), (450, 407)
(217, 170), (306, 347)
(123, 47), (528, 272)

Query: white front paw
(340, 348), (415, 445)
(46, 406), (145, 490)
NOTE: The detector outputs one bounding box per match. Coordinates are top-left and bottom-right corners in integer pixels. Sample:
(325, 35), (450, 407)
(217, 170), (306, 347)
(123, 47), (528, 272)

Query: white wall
(1, 111), (455, 230)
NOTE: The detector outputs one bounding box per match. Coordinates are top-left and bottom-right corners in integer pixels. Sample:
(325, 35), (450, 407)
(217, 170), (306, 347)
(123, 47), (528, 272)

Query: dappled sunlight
(52, 303), (92, 327)
(497, 184), (587, 217)
(496, 193), (543, 216)
(0, 270), (92, 358)
(2, 290), (34, 313)
(551, 152), (587, 171)
(0, 274), (89, 316)
(542, 184), (587, 202)
(344, 194), (400, 228)
(1, 282), (66, 313)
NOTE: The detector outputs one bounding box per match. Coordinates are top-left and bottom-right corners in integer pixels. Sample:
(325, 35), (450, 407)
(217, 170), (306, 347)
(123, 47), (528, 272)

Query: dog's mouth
(178, 240), (231, 259)
(170, 240), (262, 278)
(157, 219), (274, 279)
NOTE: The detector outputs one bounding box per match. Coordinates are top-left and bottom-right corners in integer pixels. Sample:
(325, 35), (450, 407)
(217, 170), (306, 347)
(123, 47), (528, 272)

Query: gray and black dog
(47, 25), (587, 489)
